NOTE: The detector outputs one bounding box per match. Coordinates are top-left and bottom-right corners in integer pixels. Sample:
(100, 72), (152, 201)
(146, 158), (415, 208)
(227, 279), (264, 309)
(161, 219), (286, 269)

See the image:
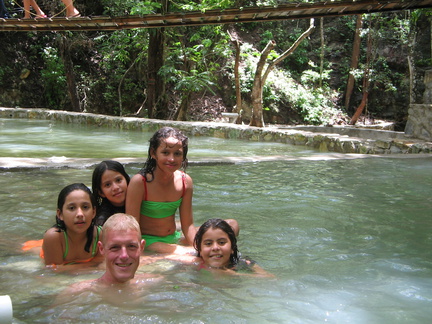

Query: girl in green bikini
(126, 127), (239, 254)
(42, 183), (102, 266)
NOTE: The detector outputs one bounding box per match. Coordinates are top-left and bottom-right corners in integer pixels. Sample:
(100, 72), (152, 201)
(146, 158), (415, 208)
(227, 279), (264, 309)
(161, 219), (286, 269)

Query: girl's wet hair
(194, 218), (239, 267)
(139, 127), (189, 181)
(55, 183), (97, 253)
(92, 160), (130, 205)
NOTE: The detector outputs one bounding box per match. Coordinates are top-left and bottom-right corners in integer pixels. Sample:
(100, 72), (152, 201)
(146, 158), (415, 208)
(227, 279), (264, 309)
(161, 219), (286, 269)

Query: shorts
(142, 231), (181, 247)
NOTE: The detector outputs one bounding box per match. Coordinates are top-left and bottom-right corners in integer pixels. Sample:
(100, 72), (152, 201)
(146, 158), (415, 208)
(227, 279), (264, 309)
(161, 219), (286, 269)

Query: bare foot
(66, 9), (80, 18)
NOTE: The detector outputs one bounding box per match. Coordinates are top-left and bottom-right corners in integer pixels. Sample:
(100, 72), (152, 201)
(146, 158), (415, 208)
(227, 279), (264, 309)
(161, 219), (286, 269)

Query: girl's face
(151, 137), (184, 173)
(99, 170), (128, 207)
(199, 228), (233, 269)
(57, 190), (96, 233)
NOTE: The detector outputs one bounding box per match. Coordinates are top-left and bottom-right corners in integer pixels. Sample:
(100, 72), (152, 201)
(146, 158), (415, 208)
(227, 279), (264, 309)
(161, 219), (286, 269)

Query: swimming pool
(1, 118), (432, 323)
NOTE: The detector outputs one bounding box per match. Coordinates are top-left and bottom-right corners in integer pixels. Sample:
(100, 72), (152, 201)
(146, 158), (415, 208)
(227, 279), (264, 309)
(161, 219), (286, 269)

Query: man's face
(99, 229), (144, 284)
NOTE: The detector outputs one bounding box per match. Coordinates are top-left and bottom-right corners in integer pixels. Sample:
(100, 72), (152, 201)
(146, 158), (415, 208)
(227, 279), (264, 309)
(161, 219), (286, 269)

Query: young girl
(194, 218), (239, 270)
(42, 183), (102, 266)
(193, 218), (271, 276)
(126, 127), (195, 254)
(92, 160), (130, 226)
(22, 0), (79, 18)
(126, 127), (239, 254)
(23, 0), (46, 18)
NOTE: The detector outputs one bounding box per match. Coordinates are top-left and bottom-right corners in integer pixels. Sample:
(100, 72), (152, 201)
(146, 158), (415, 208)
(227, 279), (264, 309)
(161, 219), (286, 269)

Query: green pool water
(1, 118), (431, 323)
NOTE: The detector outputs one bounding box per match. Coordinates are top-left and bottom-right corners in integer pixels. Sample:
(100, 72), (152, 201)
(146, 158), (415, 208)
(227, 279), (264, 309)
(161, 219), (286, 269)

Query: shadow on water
(1, 118), (432, 323)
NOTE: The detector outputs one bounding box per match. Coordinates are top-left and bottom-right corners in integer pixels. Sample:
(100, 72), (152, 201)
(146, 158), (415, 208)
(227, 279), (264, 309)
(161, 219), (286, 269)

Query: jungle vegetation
(1, 0), (431, 130)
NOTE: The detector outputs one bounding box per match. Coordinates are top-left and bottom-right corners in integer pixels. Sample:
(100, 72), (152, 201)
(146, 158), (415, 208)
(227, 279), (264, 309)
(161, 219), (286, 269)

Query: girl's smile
(199, 228), (233, 269)
(152, 137), (185, 173)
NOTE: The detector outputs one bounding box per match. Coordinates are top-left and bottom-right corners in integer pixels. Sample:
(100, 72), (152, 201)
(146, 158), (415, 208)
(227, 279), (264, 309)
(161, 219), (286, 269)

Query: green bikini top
(140, 173), (185, 219)
(62, 226), (101, 259)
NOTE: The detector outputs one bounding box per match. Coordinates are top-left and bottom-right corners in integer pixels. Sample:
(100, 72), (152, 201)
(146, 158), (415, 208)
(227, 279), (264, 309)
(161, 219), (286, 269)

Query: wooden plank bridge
(1, 0), (432, 32)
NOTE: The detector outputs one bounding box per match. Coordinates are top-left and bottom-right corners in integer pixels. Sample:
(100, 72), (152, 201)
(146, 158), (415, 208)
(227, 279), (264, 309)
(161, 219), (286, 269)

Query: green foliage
(131, 1), (162, 15)
(300, 61), (332, 88)
(172, 0), (234, 12)
(174, 70), (216, 97)
(0, 65), (12, 88)
(40, 47), (67, 108)
(266, 22), (312, 77)
(2, 1), (421, 124)
(100, 0), (160, 16)
(260, 30), (273, 48)
(255, 0), (278, 6)
(410, 8), (432, 23)
(369, 57), (399, 93)
(160, 25), (230, 102)
(89, 30), (148, 114)
(238, 43), (343, 125)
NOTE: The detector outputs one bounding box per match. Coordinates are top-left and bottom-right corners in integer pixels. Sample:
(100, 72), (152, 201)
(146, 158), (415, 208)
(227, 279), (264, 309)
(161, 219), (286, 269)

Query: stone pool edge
(1, 107), (432, 154)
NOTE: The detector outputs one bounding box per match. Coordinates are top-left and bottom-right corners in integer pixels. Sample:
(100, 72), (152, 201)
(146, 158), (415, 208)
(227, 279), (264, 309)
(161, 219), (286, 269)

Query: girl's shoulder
(176, 170), (193, 185)
(130, 173), (144, 182)
(43, 227), (63, 242)
(232, 257), (257, 272)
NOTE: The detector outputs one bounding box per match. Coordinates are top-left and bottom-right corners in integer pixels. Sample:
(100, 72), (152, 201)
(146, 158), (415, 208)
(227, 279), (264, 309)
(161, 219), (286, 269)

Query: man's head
(98, 213), (145, 284)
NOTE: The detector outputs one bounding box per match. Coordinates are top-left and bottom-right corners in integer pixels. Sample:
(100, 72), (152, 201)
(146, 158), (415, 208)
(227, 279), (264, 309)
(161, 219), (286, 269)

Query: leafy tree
(238, 18), (315, 127)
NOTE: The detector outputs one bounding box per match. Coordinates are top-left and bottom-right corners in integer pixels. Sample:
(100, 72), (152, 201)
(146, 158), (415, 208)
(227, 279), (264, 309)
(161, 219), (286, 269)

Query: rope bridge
(1, 0), (432, 32)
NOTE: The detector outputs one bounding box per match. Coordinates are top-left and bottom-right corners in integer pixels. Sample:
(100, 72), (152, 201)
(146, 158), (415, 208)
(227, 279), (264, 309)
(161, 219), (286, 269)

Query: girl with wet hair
(166, 218), (272, 276)
(126, 127), (196, 254)
(42, 183), (102, 266)
(194, 218), (239, 269)
(140, 127), (189, 181)
(92, 160), (130, 226)
(126, 127), (239, 254)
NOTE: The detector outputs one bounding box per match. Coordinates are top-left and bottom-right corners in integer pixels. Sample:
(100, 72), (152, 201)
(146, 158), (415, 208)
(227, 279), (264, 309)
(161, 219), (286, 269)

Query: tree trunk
(407, 11), (417, 105)
(144, 28), (166, 119)
(249, 40), (275, 127)
(118, 58), (137, 116)
(344, 15), (363, 111)
(349, 91), (368, 124)
(58, 35), (80, 112)
(228, 30), (243, 124)
(174, 93), (191, 121)
(142, 0), (168, 119)
(350, 16), (373, 125)
(319, 17), (324, 88)
(249, 18), (315, 127)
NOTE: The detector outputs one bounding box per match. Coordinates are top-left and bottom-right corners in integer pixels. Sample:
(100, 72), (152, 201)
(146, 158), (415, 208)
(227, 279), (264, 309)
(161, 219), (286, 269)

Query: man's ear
(140, 239), (145, 252)
(98, 241), (105, 256)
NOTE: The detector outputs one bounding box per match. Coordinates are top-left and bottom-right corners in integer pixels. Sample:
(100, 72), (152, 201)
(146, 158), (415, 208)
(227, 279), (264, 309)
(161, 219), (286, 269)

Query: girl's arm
(179, 174), (196, 245)
(126, 174), (145, 224)
(250, 263), (275, 278)
(42, 228), (64, 265)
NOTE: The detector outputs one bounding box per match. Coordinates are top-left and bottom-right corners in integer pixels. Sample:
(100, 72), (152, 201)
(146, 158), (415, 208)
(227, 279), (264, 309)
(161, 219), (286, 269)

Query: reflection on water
(1, 118), (432, 323)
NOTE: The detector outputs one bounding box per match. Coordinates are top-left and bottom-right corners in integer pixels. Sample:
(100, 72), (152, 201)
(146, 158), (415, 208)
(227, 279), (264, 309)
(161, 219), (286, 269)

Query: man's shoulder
(67, 278), (96, 294)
